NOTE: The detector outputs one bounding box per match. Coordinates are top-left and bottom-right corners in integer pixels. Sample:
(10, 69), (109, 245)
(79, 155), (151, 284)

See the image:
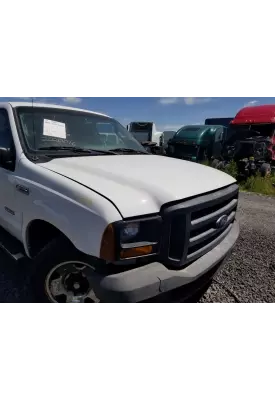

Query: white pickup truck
(0, 102), (240, 302)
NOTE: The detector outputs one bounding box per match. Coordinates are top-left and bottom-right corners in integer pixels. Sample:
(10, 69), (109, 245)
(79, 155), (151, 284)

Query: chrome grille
(160, 184), (239, 267)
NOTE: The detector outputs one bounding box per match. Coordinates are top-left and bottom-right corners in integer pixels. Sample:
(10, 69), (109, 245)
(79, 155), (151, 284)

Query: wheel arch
(24, 219), (72, 258)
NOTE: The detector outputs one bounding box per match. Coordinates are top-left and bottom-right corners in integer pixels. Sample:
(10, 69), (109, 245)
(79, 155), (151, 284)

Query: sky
(1, 97), (275, 132)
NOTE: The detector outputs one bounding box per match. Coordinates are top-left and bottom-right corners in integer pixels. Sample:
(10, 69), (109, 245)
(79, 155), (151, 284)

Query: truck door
(0, 109), (22, 240)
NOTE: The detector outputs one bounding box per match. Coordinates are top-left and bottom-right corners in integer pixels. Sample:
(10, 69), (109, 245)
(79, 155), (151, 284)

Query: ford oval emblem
(216, 215), (228, 229)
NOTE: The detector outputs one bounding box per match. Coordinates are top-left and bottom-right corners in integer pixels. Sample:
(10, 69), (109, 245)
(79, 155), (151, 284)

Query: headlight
(100, 216), (162, 261)
(120, 222), (140, 242)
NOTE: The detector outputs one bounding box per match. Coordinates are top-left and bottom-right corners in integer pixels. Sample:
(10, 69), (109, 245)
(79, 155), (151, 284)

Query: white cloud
(244, 100), (259, 107)
(63, 97), (82, 104)
(183, 97), (212, 106)
(159, 97), (212, 106)
(158, 97), (180, 105)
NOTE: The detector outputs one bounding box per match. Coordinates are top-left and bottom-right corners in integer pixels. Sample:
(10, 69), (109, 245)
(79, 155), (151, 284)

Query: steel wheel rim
(45, 261), (99, 303)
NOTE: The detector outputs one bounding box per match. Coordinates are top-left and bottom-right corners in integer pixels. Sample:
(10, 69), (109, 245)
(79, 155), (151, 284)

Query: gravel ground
(0, 191), (274, 303)
(201, 192), (275, 303)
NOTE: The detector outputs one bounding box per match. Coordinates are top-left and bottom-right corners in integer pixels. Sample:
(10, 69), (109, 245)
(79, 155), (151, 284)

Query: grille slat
(161, 184), (239, 268)
(189, 211), (236, 248)
(186, 223), (233, 263)
(191, 199), (238, 230)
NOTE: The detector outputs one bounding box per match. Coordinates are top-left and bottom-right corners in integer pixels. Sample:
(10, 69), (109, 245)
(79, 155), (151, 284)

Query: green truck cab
(166, 125), (226, 163)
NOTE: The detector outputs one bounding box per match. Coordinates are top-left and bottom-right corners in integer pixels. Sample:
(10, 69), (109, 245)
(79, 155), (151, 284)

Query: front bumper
(95, 220), (239, 302)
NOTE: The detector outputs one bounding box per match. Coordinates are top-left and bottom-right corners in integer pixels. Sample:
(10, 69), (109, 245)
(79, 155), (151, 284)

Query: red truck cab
(230, 105), (275, 166)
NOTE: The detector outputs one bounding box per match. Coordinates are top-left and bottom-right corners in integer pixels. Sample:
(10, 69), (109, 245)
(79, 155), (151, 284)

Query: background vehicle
(228, 105), (275, 177)
(205, 117), (233, 127)
(166, 125), (226, 163)
(96, 122), (122, 146)
(0, 102), (239, 303)
(162, 131), (176, 154)
(126, 122), (164, 154)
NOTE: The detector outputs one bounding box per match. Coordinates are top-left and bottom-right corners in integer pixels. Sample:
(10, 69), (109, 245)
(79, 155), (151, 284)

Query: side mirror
(0, 147), (13, 167)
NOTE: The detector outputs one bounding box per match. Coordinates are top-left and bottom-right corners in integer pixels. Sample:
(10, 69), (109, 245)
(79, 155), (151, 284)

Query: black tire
(31, 235), (102, 303)
(260, 163), (271, 177)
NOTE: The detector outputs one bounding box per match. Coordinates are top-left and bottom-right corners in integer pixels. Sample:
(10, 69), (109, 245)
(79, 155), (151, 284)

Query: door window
(0, 109), (15, 171)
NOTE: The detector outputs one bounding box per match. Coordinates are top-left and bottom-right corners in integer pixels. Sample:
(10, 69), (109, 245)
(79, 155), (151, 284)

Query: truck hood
(39, 155), (236, 218)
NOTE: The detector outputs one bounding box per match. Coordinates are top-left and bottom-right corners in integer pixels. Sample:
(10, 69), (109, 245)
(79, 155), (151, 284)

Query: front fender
(18, 159), (122, 258)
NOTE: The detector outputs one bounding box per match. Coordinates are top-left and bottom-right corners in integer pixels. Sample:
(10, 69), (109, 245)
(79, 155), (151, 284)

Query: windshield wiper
(38, 146), (146, 155)
(38, 146), (116, 155)
(110, 148), (147, 154)
(38, 146), (93, 152)
(87, 149), (118, 155)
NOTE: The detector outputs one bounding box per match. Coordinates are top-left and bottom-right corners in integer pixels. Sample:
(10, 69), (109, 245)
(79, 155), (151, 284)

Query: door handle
(16, 185), (30, 195)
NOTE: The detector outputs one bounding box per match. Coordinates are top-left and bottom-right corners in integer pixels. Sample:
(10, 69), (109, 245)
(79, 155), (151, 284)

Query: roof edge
(0, 102), (110, 118)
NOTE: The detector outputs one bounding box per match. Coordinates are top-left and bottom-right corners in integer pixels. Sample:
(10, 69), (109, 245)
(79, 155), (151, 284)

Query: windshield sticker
(43, 119), (66, 139)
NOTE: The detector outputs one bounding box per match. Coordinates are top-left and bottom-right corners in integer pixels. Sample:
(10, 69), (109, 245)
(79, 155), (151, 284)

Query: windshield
(163, 131), (176, 145)
(16, 107), (147, 153)
(226, 124), (275, 145)
(232, 124), (274, 136)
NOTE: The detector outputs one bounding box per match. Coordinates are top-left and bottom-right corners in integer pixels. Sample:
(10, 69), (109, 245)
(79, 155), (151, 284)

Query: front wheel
(31, 236), (101, 303)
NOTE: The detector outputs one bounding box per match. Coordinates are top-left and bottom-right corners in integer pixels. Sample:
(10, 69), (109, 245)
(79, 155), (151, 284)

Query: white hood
(39, 155), (236, 218)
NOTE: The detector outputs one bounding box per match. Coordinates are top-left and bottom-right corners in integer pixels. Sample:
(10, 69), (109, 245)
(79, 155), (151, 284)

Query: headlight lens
(120, 222), (140, 243)
(100, 216), (162, 261)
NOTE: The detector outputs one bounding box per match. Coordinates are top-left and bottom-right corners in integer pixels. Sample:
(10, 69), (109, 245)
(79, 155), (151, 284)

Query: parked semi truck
(126, 122), (164, 153)
(204, 109), (275, 177)
(205, 118), (233, 127)
(166, 125), (226, 163)
(228, 105), (275, 176)
(162, 131), (176, 154)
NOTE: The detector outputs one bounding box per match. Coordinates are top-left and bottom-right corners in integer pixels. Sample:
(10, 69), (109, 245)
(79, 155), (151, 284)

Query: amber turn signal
(100, 224), (115, 261)
(120, 245), (153, 259)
